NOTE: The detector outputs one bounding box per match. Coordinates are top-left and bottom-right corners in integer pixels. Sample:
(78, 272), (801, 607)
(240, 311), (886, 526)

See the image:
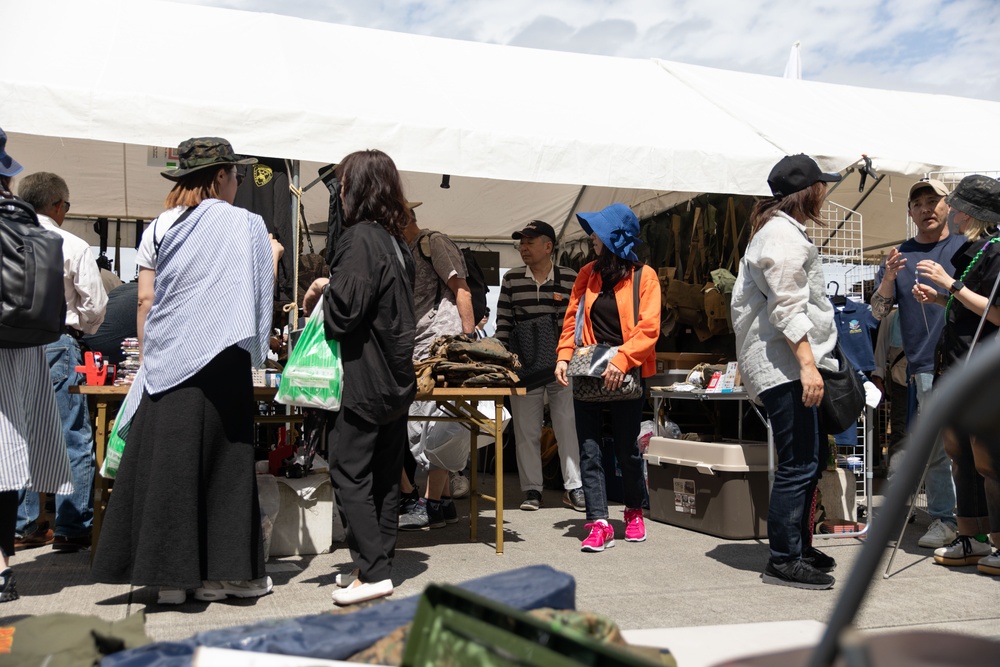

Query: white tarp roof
(3, 0), (1000, 257)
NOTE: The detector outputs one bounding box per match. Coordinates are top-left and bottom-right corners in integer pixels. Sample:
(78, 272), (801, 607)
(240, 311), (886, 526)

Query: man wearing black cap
(870, 178), (964, 549)
(496, 221), (584, 511)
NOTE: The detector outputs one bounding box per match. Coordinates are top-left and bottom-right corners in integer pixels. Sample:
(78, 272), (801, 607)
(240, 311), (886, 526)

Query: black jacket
(323, 221), (416, 424)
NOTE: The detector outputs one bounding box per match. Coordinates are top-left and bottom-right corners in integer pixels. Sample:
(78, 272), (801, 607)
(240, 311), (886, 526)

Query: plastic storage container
(644, 436), (769, 539)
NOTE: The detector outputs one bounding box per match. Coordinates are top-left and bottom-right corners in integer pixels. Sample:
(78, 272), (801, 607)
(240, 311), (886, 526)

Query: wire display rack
(807, 202), (875, 538)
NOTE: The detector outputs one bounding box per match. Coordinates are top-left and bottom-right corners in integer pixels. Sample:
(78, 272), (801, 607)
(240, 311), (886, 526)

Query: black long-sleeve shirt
(323, 221), (416, 425)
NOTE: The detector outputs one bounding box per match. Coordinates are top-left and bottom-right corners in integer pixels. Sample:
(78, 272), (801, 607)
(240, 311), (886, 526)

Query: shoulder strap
(632, 265), (642, 326)
(153, 206), (195, 257)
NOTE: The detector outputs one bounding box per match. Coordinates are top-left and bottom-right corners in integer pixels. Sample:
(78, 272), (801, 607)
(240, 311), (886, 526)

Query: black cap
(767, 154), (842, 199)
(512, 220), (556, 243)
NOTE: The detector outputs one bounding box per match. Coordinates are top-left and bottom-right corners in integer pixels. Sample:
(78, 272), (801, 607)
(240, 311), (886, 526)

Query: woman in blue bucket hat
(555, 203), (661, 552)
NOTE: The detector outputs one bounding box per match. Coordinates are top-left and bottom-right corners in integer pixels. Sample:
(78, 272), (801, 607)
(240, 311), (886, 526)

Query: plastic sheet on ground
(100, 565), (576, 667)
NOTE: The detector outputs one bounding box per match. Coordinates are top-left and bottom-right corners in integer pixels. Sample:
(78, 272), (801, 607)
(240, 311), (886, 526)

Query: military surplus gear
(160, 137), (257, 181)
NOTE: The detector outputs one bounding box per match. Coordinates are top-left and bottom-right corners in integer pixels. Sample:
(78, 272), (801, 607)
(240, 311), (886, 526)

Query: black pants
(326, 407), (407, 583)
(0, 490), (17, 559)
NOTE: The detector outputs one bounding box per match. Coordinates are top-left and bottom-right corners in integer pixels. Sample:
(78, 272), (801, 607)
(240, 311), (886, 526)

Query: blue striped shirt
(119, 199), (273, 430)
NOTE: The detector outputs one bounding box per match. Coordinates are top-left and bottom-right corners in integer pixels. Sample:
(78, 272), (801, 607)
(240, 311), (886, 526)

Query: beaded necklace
(944, 236), (1000, 320)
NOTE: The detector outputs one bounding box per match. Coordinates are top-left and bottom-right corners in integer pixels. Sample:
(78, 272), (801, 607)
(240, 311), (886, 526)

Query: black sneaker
(399, 499), (430, 531)
(762, 559), (835, 590)
(426, 499), (447, 529)
(802, 546), (836, 573)
(0, 569), (18, 603)
(440, 497), (459, 524)
(563, 488), (586, 512)
(520, 490), (542, 511)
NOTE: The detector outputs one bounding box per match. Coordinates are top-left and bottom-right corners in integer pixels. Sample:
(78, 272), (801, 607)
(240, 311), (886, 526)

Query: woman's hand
(800, 363), (824, 408)
(914, 259), (951, 290)
(302, 278), (330, 316)
(554, 360), (569, 387)
(602, 361), (626, 391)
(912, 282), (941, 306)
(269, 234), (285, 260)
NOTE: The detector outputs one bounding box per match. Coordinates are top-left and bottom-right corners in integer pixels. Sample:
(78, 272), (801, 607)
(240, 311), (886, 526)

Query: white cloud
(173, 0), (1000, 101)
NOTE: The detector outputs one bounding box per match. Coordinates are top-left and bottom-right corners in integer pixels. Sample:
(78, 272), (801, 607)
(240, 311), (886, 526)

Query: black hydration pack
(0, 198), (66, 348)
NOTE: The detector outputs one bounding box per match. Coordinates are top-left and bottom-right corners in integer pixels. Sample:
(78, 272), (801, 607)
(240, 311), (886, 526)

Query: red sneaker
(624, 508), (646, 542)
(581, 521), (615, 552)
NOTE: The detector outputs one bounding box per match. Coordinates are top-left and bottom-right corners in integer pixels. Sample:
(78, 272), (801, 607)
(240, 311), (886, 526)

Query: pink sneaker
(624, 508), (646, 542)
(581, 521), (615, 552)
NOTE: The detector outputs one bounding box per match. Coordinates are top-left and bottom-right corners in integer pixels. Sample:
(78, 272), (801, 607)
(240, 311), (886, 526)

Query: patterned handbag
(567, 267), (644, 402)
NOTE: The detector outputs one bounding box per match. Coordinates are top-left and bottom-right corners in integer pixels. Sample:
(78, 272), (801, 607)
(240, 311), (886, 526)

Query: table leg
(495, 400), (504, 555)
(469, 423), (478, 542)
(92, 399), (109, 560)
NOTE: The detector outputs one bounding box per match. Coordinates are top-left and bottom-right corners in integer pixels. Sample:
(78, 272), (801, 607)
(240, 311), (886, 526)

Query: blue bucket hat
(0, 128), (24, 178)
(576, 203), (640, 261)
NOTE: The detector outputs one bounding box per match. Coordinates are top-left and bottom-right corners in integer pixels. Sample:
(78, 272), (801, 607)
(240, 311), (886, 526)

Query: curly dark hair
(336, 150), (412, 239)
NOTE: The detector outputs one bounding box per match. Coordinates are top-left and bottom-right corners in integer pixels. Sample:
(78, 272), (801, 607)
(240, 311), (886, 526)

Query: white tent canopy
(3, 0), (1000, 258)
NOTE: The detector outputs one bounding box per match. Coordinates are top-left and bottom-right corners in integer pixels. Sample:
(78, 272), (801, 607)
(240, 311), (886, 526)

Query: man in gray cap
(496, 220), (583, 511)
(871, 178), (965, 548)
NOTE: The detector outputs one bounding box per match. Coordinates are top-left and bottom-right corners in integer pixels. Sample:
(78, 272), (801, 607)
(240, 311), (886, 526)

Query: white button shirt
(38, 214), (107, 334)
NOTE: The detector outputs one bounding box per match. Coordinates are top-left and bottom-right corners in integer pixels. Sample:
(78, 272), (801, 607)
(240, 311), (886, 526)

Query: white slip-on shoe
(157, 586), (187, 605)
(194, 576), (273, 601)
(335, 568), (359, 588)
(331, 579), (393, 606)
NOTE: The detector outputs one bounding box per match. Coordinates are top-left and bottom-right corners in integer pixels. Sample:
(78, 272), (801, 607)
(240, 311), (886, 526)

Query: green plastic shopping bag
(100, 398), (128, 479)
(276, 295), (343, 410)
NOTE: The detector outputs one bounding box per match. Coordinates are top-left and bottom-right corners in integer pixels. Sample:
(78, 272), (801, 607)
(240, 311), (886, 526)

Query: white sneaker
(194, 576), (273, 601)
(157, 586), (187, 605)
(933, 536), (992, 566)
(977, 548), (1000, 576)
(450, 471), (470, 499)
(335, 568), (359, 588)
(918, 519), (958, 548)
(331, 578), (393, 606)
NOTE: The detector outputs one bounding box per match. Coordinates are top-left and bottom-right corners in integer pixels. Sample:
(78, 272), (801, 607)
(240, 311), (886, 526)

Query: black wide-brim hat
(161, 137), (257, 181)
(946, 174), (1000, 225)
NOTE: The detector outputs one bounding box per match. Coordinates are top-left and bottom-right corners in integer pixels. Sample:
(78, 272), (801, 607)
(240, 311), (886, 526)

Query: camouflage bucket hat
(160, 137), (257, 181)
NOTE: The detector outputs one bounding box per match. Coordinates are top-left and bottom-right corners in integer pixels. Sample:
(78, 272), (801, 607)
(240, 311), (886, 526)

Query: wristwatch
(950, 280), (965, 294)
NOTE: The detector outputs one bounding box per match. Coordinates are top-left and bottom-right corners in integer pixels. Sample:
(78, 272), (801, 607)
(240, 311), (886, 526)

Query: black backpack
(418, 231), (489, 323)
(0, 198), (67, 348)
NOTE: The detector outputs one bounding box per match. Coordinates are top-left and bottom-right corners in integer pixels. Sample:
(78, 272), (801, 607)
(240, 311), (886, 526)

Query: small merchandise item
(276, 295), (343, 410)
(568, 266), (644, 402)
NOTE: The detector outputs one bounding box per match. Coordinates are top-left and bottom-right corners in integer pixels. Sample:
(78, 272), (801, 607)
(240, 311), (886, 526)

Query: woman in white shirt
(731, 154), (841, 591)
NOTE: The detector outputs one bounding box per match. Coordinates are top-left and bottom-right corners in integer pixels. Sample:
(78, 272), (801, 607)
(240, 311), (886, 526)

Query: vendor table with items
(414, 386), (526, 555)
(72, 384), (524, 556)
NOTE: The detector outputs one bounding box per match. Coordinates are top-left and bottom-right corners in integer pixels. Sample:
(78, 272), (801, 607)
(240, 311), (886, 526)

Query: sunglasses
(234, 168), (245, 186)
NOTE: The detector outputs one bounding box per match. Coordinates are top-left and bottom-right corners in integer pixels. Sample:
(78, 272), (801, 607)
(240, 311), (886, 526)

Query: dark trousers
(574, 396), (646, 521)
(326, 407), (406, 583)
(759, 380), (825, 563)
(942, 428), (1000, 538)
(0, 491), (16, 559)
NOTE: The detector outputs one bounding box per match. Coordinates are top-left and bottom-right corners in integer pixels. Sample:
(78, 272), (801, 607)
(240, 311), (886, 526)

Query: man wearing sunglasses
(15, 172), (107, 553)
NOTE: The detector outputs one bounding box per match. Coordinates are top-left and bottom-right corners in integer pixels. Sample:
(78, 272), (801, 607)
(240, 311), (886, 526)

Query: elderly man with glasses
(14, 171), (107, 552)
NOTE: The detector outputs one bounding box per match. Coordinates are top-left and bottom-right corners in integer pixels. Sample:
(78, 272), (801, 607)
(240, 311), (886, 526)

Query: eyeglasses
(234, 169), (245, 186)
(53, 200), (70, 213)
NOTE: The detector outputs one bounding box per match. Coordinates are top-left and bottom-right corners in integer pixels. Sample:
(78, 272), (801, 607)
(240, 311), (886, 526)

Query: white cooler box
(644, 436), (770, 539)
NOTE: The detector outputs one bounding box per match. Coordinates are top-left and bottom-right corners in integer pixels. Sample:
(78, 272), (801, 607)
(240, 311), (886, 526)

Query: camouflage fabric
(417, 335), (522, 390)
(348, 608), (676, 666)
(160, 137), (257, 180)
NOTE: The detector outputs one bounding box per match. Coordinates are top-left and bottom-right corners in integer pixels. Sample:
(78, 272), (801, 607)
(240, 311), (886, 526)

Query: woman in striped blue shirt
(92, 138), (283, 605)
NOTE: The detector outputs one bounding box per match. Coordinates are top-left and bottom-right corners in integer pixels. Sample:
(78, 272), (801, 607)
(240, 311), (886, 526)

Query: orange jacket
(557, 262), (661, 377)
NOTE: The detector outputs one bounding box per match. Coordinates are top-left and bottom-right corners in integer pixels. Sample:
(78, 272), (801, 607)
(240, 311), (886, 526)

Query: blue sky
(175, 0), (1000, 101)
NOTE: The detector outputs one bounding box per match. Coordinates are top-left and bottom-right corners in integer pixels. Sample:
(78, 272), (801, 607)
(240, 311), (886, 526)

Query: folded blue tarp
(101, 564), (576, 667)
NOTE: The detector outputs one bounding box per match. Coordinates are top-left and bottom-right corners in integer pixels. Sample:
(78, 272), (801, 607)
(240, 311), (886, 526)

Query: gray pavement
(1, 473), (998, 659)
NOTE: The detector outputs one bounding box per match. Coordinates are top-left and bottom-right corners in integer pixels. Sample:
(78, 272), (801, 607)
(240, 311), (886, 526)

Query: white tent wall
(3, 0), (1000, 265)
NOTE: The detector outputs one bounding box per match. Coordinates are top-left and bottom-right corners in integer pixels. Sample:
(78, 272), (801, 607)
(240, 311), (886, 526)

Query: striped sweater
(495, 264), (577, 346)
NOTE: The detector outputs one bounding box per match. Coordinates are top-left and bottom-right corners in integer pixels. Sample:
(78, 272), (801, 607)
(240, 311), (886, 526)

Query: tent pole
(556, 185), (588, 246)
(290, 159), (301, 330)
